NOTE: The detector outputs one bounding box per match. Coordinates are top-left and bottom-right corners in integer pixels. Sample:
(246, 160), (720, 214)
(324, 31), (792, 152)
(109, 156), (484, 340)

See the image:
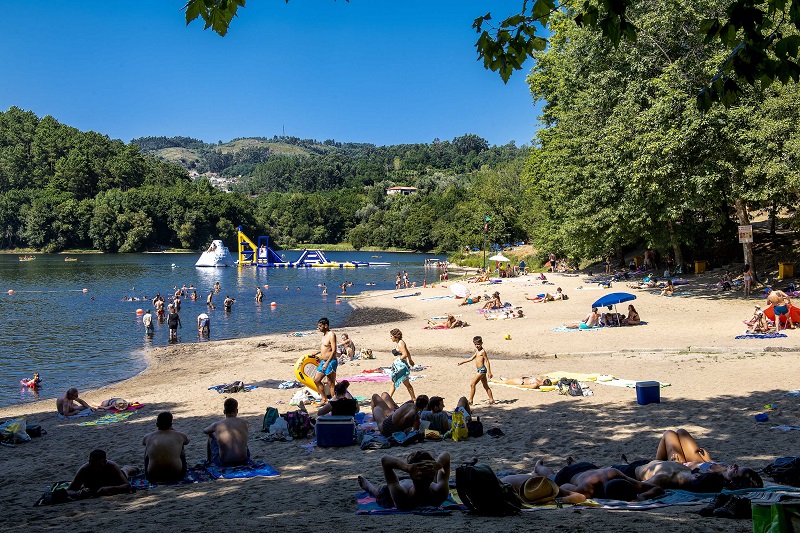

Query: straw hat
(520, 476), (559, 504)
(113, 399), (129, 410)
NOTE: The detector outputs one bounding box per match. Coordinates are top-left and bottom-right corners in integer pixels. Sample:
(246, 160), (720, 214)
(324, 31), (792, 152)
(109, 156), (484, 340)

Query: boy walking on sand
(458, 336), (495, 405)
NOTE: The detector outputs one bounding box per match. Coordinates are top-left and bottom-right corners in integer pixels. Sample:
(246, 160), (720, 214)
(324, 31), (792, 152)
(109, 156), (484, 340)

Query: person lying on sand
(357, 451), (450, 510)
(96, 398), (129, 411)
(427, 314), (468, 328)
(499, 473), (587, 504)
(653, 429), (762, 489)
(459, 295), (482, 306)
(371, 393), (428, 437)
(533, 458), (664, 501)
(142, 412), (190, 483)
(565, 308), (600, 329)
(66, 449), (136, 499)
(494, 376), (553, 388)
(612, 458), (726, 493)
(203, 398), (250, 467)
(57, 388), (94, 416)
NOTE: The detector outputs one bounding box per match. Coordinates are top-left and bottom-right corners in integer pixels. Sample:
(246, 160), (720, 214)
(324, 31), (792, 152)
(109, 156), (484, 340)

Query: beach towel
(286, 331), (315, 337)
(128, 466), (217, 489)
(57, 409), (93, 419)
(208, 383), (258, 393)
(355, 490), (466, 515)
(77, 411), (137, 426)
(735, 332), (788, 339)
(772, 425), (800, 432)
(423, 324), (449, 330)
(393, 292), (421, 299)
(543, 371), (670, 388)
(552, 325), (602, 332)
(203, 459), (280, 479)
(339, 374), (390, 383)
(489, 381), (555, 392)
(108, 402), (145, 413)
(418, 295), (455, 301)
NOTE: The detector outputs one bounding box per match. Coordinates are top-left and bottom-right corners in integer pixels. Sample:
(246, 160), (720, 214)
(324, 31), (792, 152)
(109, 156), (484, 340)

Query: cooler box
(636, 381), (660, 405)
(316, 415), (355, 447)
(694, 260), (707, 274)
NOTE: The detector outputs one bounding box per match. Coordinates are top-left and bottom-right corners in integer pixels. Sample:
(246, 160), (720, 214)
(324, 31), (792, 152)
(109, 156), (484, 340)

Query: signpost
(738, 225), (753, 243)
(483, 215), (491, 272)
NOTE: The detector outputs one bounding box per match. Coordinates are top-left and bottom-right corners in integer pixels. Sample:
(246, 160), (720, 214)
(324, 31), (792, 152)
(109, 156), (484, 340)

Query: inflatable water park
(233, 226), (390, 268)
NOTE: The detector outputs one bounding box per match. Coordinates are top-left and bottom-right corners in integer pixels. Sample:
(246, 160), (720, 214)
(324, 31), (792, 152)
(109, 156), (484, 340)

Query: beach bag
(360, 433), (391, 450)
(0, 418), (30, 444)
(262, 407), (280, 432)
(389, 358), (410, 387)
(451, 410), (468, 441)
(467, 417), (484, 438)
(284, 411), (313, 439)
(25, 424), (43, 438)
(558, 378), (582, 396)
(763, 457), (800, 487)
(268, 416), (289, 438)
(455, 462), (522, 516)
(220, 381), (245, 393)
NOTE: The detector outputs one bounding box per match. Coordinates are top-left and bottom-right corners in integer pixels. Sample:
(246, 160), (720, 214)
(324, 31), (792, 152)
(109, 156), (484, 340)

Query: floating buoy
(264, 285), (268, 289)
(136, 309), (143, 315)
(7, 290), (13, 295)
(335, 299), (341, 304)
(270, 302), (277, 307)
(82, 288), (88, 293)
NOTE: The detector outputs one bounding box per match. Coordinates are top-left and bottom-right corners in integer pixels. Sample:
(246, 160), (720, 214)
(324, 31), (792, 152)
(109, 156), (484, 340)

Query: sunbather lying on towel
(357, 451), (450, 510)
(494, 376), (552, 388)
(611, 458), (726, 493)
(426, 314), (468, 329)
(653, 429), (763, 489)
(533, 458), (664, 501)
(564, 308), (600, 329)
(459, 295), (482, 306)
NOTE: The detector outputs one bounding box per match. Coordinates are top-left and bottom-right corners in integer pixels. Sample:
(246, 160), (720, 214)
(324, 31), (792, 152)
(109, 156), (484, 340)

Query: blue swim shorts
(477, 366), (487, 375)
(774, 305), (789, 315)
(317, 358), (338, 375)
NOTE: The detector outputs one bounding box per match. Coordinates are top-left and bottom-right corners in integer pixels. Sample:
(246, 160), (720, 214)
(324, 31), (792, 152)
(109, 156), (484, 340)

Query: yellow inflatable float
(294, 354), (320, 390)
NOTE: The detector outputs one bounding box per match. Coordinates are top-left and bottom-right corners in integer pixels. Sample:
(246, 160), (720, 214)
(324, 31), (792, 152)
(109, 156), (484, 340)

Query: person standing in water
(142, 309), (154, 337)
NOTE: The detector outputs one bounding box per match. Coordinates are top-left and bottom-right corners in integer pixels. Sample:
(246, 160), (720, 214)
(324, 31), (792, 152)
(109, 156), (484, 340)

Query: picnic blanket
(128, 466), (217, 489)
(735, 332), (788, 339)
(203, 459), (280, 479)
(78, 411), (137, 426)
(355, 490), (466, 515)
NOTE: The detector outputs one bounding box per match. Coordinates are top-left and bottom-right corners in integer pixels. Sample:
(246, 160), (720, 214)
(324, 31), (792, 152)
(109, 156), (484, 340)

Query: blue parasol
(592, 292), (637, 308)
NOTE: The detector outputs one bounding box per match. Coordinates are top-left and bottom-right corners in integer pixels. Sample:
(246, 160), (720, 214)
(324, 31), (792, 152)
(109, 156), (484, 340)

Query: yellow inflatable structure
(294, 354), (320, 390)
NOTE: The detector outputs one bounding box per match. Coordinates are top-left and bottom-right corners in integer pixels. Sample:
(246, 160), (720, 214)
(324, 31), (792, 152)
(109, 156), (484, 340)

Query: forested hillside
(1, 108), (531, 253)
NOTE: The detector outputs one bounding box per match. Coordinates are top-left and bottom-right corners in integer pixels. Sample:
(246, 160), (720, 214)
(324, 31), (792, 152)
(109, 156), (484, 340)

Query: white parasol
(488, 253), (511, 262)
(450, 283), (470, 298)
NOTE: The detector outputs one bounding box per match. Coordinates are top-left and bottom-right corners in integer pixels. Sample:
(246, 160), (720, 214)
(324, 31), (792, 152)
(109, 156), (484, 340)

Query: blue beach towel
(735, 332), (788, 339)
(203, 459), (280, 479)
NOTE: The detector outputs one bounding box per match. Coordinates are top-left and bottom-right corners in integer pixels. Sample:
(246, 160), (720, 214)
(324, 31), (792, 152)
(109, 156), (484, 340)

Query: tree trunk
(770, 201), (777, 235)
(667, 219), (683, 271)
(734, 197), (757, 281)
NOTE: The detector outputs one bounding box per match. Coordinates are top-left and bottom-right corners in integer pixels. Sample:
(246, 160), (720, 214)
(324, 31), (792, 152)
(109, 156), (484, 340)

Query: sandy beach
(3, 270), (799, 532)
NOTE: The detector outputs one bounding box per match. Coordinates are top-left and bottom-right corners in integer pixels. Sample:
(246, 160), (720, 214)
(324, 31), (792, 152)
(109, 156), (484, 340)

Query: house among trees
(386, 186), (418, 196)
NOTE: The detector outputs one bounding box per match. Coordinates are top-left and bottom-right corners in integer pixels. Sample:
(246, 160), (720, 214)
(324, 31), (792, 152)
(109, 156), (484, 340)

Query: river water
(0, 250), (445, 407)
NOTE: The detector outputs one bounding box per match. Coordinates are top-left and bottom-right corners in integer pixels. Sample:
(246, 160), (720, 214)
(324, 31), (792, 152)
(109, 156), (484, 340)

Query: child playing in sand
(458, 336), (495, 405)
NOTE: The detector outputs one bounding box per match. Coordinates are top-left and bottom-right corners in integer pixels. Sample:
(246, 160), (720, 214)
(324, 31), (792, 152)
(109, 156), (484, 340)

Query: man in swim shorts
(372, 394), (429, 437)
(142, 309), (154, 336)
(534, 459), (664, 501)
(767, 289), (795, 329)
(142, 412), (190, 483)
(203, 398), (250, 467)
(613, 459), (726, 493)
(311, 317), (337, 405)
(57, 388), (93, 416)
(357, 451), (450, 510)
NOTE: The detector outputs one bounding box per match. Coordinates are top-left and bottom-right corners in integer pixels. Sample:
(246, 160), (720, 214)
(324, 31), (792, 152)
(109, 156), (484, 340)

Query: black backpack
(467, 417), (484, 438)
(763, 457), (800, 486)
(455, 462), (522, 516)
(558, 378), (583, 396)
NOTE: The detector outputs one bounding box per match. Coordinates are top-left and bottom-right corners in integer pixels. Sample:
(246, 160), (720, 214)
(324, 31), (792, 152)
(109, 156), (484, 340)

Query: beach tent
(764, 303), (800, 327)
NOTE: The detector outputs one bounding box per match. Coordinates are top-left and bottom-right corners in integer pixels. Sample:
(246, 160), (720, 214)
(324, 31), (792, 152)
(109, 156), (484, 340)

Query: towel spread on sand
(735, 332), (788, 339)
(418, 295), (455, 301)
(129, 467), (217, 489)
(543, 371), (670, 388)
(340, 374), (391, 383)
(355, 490), (465, 515)
(286, 331), (315, 337)
(107, 402), (145, 413)
(771, 425), (800, 432)
(57, 409), (94, 419)
(78, 411), (137, 426)
(552, 325), (602, 332)
(203, 460), (280, 479)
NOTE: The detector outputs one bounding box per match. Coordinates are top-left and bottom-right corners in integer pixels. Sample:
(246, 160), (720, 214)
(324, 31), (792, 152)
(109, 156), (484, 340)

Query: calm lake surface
(0, 250), (445, 407)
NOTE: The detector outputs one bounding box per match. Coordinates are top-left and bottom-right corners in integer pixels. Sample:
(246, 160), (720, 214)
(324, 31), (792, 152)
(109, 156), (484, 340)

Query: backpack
(467, 417), (484, 438)
(262, 407), (280, 432)
(455, 462), (522, 516)
(558, 378), (583, 397)
(451, 410), (469, 441)
(763, 457), (800, 486)
(283, 411), (313, 439)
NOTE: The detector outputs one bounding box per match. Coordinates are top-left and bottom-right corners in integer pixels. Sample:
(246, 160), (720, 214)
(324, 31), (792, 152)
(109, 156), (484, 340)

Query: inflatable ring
(20, 379), (39, 388)
(294, 354), (320, 390)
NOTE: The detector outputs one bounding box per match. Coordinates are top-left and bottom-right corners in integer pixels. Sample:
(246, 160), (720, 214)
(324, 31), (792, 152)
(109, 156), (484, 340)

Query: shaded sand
(3, 272), (799, 532)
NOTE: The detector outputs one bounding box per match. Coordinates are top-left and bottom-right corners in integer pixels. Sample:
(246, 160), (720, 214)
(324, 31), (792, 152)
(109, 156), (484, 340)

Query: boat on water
(64, 257), (78, 262)
(19, 255), (36, 262)
(195, 240), (235, 267)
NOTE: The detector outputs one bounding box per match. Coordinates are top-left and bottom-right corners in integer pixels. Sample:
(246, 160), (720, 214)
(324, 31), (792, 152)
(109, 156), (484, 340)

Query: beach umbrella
(488, 253), (511, 262)
(450, 283), (470, 298)
(592, 292), (637, 308)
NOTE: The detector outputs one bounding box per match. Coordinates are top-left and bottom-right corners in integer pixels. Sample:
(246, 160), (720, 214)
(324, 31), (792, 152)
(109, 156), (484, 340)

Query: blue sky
(0, 1), (539, 147)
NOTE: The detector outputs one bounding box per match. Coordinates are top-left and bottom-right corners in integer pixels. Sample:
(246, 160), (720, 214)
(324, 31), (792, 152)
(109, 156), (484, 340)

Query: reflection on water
(0, 251), (442, 407)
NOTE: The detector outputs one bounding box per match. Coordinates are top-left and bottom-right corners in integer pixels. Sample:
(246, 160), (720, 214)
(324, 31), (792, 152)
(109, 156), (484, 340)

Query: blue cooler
(636, 381), (660, 405)
(316, 415), (355, 447)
